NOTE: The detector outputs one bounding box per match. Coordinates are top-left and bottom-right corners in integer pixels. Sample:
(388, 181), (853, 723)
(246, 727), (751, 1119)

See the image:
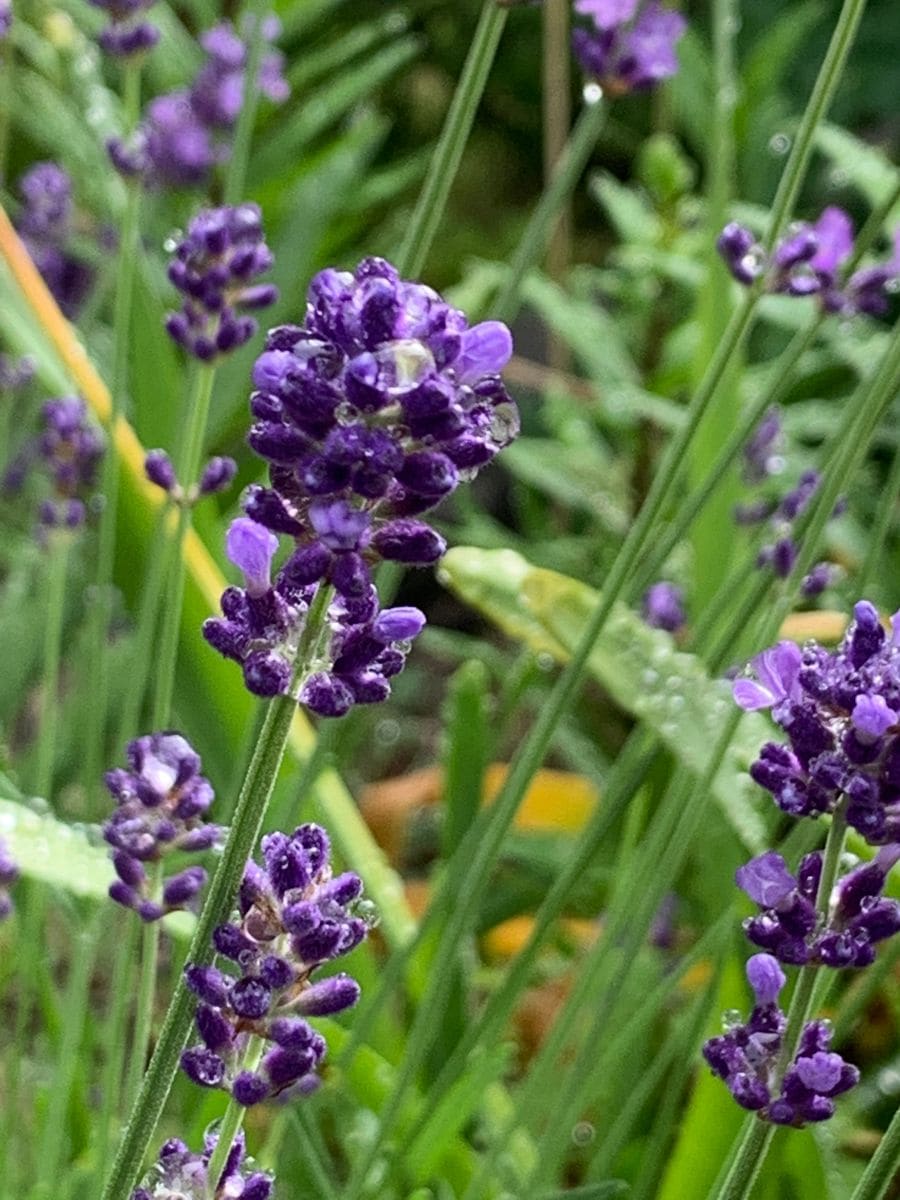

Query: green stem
(94, 914), (139, 1192)
(205, 1038), (264, 1196)
(859, 428), (900, 594)
(0, 21), (11, 194)
(493, 94), (607, 324)
(124, 862), (164, 1113)
(396, 1), (508, 278)
(83, 57), (144, 807)
(151, 363), (216, 729)
(100, 585), (334, 1200)
(850, 1101), (900, 1200)
(35, 533), (71, 801)
(223, 0), (267, 207)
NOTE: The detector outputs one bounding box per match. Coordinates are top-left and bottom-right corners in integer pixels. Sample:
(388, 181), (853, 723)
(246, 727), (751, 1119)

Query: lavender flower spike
(572, 1), (687, 94)
(132, 1131), (272, 1200)
(104, 733), (223, 922)
(181, 823), (371, 1105)
(165, 204), (277, 361)
(703, 954), (859, 1125)
(641, 581), (685, 633)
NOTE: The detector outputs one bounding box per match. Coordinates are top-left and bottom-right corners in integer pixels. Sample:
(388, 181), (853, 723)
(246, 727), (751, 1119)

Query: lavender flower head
(717, 208), (900, 316)
(0, 354), (35, 393)
(89, 0), (159, 57)
(181, 823), (371, 1105)
(27, 396), (104, 529)
(132, 1131), (272, 1200)
(16, 164), (94, 318)
(165, 204), (278, 361)
(0, 0), (11, 39)
(203, 256), (518, 714)
(641, 581), (685, 633)
(104, 732), (223, 922)
(733, 602), (900, 844)
(703, 954), (859, 1125)
(0, 838), (19, 921)
(737, 845), (900, 968)
(572, 1), (687, 94)
(108, 17), (288, 188)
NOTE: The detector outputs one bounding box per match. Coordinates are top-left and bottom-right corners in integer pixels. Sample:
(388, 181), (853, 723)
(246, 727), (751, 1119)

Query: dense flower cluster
(203, 256), (517, 712)
(132, 1131), (272, 1200)
(734, 605), (900, 842)
(181, 824), (369, 1105)
(90, 0), (158, 57)
(641, 581), (685, 633)
(16, 164), (93, 317)
(108, 18), (288, 187)
(145, 449), (237, 500)
(703, 955), (858, 1125)
(164, 204), (278, 361)
(0, 354), (35, 393)
(737, 846), (900, 967)
(734, 408), (839, 597)
(104, 733), (223, 922)
(717, 208), (900, 316)
(0, 0), (10, 39)
(0, 838), (18, 921)
(572, 0), (686, 94)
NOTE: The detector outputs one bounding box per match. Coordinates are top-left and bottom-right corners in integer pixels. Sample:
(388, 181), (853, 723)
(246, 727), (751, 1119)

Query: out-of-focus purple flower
(109, 15), (288, 189)
(165, 204), (277, 361)
(732, 641), (801, 712)
(203, 256), (517, 714)
(132, 1131), (273, 1200)
(0, 839), (19, 921)
(641, 581), (685, 633)
(181, 823), (370, 1105)
(104, 733), (223, 922)
(0, 0), (11, 39)
(10, 396), (105, 530)
(703, 954), (859, 1124)
(572, 0), (686, 94)
(718, 209), (900, 317)
(742, 408), (783, 485)
(89, 0), (159, 58)
(144, 449), (236, 502)
(16, 165), (94, 318)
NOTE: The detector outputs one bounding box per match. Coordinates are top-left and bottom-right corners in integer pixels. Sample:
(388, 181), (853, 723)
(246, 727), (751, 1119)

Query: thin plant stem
(100, 584), (334, 1200)
(94, 912), (138, 1192)
(0, 16), (11, 193)
(223, 0), (267, 207)
(849, 1100), (900, 1200)
(493, 95), (608, 324)
(83, 56), (144, 807)
(151, 362), (217, 728)
(204, 1037), (265, 1195)
(859, 429), (900, 594)
(123, 861), (164, 1112)
(542, 0), (572, 370)
(396, 1), (507, 278)
(35, 533), (71, 800)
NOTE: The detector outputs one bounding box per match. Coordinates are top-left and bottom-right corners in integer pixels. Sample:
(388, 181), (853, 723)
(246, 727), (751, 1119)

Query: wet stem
(99, 584), (334, 1200)
(35, 532), (71, 801)
(204, 1037), (265, 1196)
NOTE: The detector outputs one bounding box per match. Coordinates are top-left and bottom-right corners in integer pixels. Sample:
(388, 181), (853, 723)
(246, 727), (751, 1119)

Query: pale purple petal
(455, 321), (513, 385)
(796, 1051), (843, 1093)
(226, 517), (279, 596)
(851, 693), (898, 740)
(811, 207), (853, 276)
(736, 852), (796, 907)
(574, 0), (639, 29)
(746, 953), (785, 1006)
(733, 678), (777, 711)
(753, 641), (802, 702)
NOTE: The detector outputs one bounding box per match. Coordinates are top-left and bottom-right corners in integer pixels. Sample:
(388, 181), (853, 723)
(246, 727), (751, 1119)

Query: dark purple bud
(145, 449), (177, 493)
(259, 955), (294, 990)
(185, 965), (232, 1007)
(295, 973), (361, 1016)
(196, 1003), (234, 1052)
(397, 451), (458, 498)
(372, 606), (426, 643)
(262, 1045), (316, 1089)
(162, 866), (207, 907)
(232, 1071), (270, 1106)
(199, 455), (237, 495)
(372, 519), (446, 565)
(301, 673), (354, 718)
(243, 651), (291, 697)
(181, 1047), (226, 1088)
(230, 976), (273, 1020)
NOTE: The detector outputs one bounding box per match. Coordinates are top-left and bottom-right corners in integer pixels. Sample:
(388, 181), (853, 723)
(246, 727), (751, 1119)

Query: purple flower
(703, 956), (859, 1124)
(226, 517), (279, 597)
(165, 204), (277, 360)
(181, 824), (370, 1105)
(13, 396), (105, 530)
(736, 852), (796, 908)
(732, 641), (801, 712)
(104, 732), (223, 921)
(16, 165), (94, 318)
(742, 408), (783, 485)
(0, 839), (19, 921)
(572, 0), (686, 94)
(641, 581), (685, 633)
(131, 1131), (273, 1200)
(203, 256), (517, 713)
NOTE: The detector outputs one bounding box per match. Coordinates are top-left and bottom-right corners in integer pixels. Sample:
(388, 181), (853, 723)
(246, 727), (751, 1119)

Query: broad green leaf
(815, 124), (900, 224)
(439, 547), (772, 853)
(0, 797), (111, 900)
(590, 171), (663, 244)
(502, 438), (630, 535)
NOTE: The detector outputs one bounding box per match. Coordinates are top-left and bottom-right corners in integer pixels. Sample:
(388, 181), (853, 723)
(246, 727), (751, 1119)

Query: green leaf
(590, 170), (663, 244)
(815, 124), (900, 222)
(439, 547), (772, 854)
(538, 1186), (629, 1200)
(0, 797), (112, 900)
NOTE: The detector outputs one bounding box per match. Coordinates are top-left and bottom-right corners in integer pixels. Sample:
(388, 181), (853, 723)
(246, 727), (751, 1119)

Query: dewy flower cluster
(104, 733), (223, 922)
(133, 1131), (272, 1200)
(145, 449), (237, 501)
(717, 207), (900, 316)
(181, 824), (368, 1106)
(705, 603), (900, 1124)
(90, 0), (159, 58)
(203, 255), (518, 714)
(572, 0), (686, 94)
(733, 409), (839, 595)
(703, 954), (858, 1124)
(108, 18), (288, 188)
(164, 204), (278, 361)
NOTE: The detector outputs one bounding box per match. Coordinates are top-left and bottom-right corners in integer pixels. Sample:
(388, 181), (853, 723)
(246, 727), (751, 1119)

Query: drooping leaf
(439, 547), (772, 853)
